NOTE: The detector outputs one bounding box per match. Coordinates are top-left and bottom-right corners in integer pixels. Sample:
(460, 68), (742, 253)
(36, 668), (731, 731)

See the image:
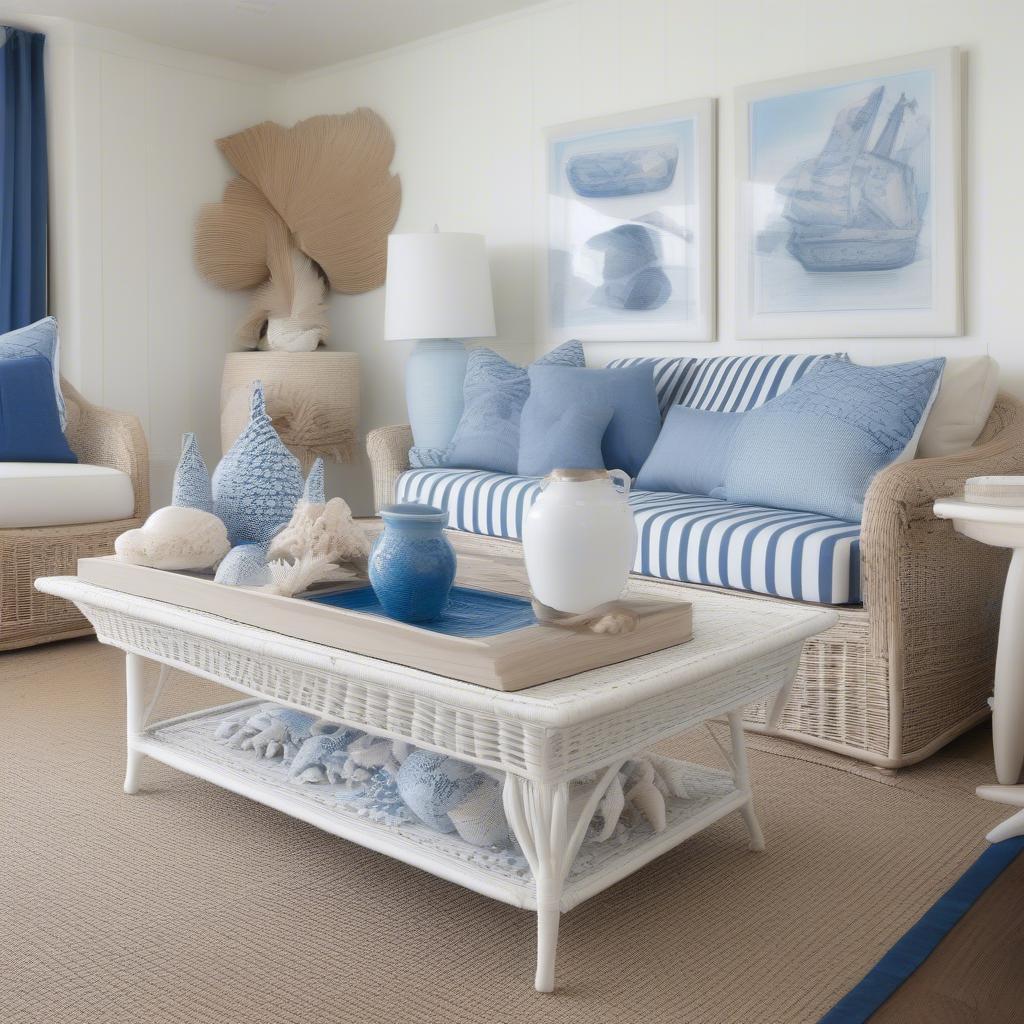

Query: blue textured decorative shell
(214, 543), (270, 586)
(303, 457), (326, 503)
(212, 382), (305, 545)
(396, 751), (484, 833)
(172, 432), (214, 514)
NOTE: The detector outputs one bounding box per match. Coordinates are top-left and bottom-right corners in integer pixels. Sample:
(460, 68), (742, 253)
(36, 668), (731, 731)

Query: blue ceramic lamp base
(405, 338), (468, 451)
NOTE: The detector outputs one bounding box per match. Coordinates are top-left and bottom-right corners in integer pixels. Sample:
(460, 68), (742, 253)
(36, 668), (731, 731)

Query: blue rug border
(819, 834), (1024, 1023)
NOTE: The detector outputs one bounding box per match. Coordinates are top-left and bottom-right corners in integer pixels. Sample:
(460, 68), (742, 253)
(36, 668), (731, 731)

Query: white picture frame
(735, 48), (962, 339)
(544, 98), (716, 344)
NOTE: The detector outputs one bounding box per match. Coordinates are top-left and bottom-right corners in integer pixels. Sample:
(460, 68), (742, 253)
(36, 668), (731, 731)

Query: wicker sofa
(367, 393), (1024, 769)
(0, 379), (149, 651)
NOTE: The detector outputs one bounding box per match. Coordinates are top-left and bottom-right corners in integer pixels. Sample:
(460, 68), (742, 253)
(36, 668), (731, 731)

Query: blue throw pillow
(0, 317), (65, 429)
(518, 394), (613, 477)
(636, 405), (744, 496)
(523, 363), (661, 477)
(722, 357), (946, 522)
(443, 340), (584, 473)
(0, 355), (77, 462)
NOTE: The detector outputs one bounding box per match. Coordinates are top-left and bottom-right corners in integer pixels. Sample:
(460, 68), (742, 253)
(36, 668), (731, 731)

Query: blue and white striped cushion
(396, 469), (861, 604)
(607, 353), (838, 416)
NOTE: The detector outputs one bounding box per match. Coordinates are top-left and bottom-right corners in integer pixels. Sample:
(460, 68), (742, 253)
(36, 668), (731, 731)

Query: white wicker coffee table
(37, 570), (834, 992)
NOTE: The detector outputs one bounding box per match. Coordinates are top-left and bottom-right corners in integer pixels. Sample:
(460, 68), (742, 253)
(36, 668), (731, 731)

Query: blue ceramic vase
(368, 503), (456, 622)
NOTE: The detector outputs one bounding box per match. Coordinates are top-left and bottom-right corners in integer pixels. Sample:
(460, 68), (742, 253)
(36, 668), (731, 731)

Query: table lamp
(385, 230), (496, 450)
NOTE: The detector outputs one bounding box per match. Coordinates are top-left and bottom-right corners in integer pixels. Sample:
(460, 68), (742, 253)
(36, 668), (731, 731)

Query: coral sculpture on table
(194, 109), (401, 350)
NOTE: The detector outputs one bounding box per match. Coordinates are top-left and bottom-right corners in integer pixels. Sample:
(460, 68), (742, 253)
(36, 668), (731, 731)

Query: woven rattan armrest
(863, 393), (1024, 655)
(60, 378), (151, 519)
(367, 423), (413, 511)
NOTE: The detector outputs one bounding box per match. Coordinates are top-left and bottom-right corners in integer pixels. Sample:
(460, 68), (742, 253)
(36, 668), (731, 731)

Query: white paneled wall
(50, 25), (280, 506)
(277, 0), (1024, 507)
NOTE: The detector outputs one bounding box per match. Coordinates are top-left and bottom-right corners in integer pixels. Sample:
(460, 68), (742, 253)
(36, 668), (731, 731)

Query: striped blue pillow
(607, 353), (844, 417)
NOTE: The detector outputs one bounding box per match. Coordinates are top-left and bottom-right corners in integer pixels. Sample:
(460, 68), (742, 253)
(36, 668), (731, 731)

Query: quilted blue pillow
(0, 355), (76, 462)
(723, 358), (946, 522)
(523, 363), (661, 477)
(0, 317), (65, 428)
(441, 340), (584, 473)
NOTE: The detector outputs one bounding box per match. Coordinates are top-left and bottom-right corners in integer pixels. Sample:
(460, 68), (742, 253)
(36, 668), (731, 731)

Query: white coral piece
(266, 497), (370, 571)
(115, 506), (230, 571)
(264, 554), (358, 598)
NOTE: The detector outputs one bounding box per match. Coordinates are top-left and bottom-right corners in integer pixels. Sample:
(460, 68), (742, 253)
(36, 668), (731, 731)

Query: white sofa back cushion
(0, 463), (134, 529)
(917, 356), (999, 459)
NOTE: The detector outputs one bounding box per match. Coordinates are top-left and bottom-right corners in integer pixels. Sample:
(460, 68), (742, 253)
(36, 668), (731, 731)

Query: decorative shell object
(214, 543), (271, 587)
(115, 507), (230, 571)
(212, 381), (305, 546)
(266, 495), (370, 569)
(171, 432), (214, 514)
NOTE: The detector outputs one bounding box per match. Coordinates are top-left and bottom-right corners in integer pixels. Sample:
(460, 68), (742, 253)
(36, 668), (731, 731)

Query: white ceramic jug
(523, 468), (638, 614)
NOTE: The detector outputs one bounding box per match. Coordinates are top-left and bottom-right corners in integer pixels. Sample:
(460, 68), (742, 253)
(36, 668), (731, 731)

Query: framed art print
(735, 48), (962, 338)
(545, 99), (716, 343)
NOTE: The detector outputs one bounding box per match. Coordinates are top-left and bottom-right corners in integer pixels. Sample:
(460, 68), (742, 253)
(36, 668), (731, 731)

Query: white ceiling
(17, 0), (546, 74)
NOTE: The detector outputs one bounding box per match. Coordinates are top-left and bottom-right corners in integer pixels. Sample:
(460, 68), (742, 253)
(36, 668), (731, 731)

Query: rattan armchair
(366, 394), (1024, 769)
(0, 379), (149, 651)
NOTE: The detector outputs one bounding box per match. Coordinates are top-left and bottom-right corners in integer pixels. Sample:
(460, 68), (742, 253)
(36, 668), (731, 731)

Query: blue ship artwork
(749, 68), (934, 316)
(547, 105), (710, 339)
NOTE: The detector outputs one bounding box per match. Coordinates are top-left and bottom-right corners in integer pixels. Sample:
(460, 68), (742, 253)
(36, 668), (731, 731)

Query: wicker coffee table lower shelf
(36, 573), (836, 992)
(138, 699), (744, 912)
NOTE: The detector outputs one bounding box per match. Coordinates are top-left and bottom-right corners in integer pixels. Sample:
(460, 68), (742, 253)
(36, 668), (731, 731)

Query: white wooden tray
(76, 556), (692, 691)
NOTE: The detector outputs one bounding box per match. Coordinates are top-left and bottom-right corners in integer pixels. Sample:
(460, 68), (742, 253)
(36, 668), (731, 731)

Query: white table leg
(976, 784), (1024, 842)
(123, 653), (147, 794)
(728, 710), (765, 852)
(993, 548), (1024, 785)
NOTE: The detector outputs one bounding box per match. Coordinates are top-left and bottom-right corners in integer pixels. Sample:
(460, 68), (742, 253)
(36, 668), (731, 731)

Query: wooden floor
(870, 847), (1024, 1023)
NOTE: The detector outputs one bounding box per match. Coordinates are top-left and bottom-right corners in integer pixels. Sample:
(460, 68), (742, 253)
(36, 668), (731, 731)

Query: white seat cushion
(0, 463), (134, 528)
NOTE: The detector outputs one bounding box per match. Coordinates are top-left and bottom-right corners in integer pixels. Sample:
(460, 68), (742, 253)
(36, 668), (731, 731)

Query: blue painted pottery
(368, 503), (456, 623)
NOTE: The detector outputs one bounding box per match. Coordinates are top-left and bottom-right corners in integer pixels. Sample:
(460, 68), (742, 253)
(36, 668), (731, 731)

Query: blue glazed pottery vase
(368, 503), (456, 623)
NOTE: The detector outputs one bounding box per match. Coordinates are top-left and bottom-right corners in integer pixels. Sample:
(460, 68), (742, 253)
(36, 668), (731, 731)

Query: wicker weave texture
(366, 396), (1024, 769)
(0, 380), (150, 651)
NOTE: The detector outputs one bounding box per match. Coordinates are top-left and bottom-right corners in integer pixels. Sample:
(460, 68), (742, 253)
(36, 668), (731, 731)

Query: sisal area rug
(0, 638), (1011, 1024)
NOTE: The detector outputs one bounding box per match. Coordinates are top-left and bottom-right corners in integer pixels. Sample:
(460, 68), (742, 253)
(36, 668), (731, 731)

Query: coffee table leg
(728, 710), (765, 851)
(123, 653), (146, 794)
(503, 776), (568, 992)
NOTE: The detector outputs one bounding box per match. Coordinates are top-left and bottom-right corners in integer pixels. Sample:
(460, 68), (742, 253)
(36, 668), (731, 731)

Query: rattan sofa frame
(0, 378), (150, 651)
(367, 393), (1024, 769)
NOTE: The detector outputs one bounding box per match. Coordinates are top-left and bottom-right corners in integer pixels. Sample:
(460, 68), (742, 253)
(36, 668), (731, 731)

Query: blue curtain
(0, 27), (47, 334)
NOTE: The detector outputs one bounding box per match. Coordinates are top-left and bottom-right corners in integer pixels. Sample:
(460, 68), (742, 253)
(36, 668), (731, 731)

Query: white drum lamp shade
(384, 232), (496, 452)
(385, 232), (496, 341)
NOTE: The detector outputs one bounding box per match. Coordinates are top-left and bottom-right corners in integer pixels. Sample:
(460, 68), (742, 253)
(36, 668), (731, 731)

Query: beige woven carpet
(0, 639), (1011, 1024)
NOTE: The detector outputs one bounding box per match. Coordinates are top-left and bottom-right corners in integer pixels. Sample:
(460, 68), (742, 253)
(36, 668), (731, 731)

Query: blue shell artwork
(303, 457), (325, 504)
(396, 750), (486, 834)
(171, 432), (214, 514)
(214, 542), (271, 587)
(587, 224), (671, 311)
(211, 382), (305, 546)
(567, 143), (678, 198)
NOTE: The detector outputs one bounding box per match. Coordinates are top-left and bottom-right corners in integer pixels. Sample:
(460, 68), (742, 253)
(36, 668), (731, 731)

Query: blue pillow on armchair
(521, 363), (660, 477)
(0, 355), (77, 462)
(722, 357), (946, 522)
(0, 317), (66, 429)
(439, 340), (584, 473)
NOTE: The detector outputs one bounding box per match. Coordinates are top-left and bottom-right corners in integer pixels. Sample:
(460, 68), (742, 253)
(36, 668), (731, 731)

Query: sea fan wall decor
(195, 108), (401, 349)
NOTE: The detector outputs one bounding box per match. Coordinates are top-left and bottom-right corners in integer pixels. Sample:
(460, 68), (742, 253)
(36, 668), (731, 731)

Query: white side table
(934, 497), (1024, 841)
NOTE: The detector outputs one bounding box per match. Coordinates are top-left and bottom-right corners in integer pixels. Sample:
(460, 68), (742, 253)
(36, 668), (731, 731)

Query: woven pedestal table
(220, 351), (359, 471)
